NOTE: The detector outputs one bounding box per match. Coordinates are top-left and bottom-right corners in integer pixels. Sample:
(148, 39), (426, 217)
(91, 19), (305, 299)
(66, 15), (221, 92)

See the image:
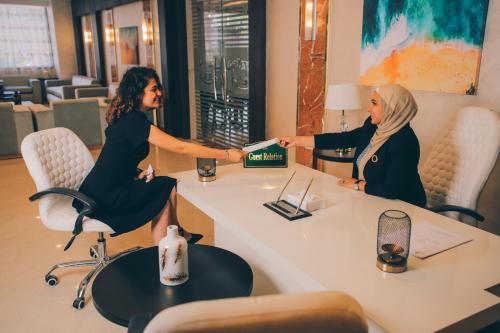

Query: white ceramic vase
(158, 225), (189, 286)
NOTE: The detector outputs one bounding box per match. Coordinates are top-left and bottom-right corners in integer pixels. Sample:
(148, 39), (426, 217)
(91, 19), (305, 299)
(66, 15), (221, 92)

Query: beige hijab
(357, 84), (418, 180)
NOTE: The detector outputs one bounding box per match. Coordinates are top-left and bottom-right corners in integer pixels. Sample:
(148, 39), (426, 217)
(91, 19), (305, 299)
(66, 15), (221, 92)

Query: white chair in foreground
(128, 291), (368, 333)
(21, 127), (141, 309)
(422, 106), (500, 226)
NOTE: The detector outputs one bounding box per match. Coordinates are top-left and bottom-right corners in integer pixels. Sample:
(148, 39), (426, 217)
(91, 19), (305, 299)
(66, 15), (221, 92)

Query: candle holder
(197, 158), (216, 182)
(376, 210), (411, 273)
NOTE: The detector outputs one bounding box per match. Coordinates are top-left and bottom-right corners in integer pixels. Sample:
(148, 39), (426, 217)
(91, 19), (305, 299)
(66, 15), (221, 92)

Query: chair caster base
(73, 297), (85, 310)
(45, 274), (58, 286)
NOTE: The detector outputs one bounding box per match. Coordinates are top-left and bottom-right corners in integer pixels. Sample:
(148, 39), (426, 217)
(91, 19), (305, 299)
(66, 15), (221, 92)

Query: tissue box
(285, 191), (326, 212)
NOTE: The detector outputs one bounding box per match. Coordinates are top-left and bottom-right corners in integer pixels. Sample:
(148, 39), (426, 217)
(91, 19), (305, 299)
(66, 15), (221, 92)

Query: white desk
(170, 163), (500, 333)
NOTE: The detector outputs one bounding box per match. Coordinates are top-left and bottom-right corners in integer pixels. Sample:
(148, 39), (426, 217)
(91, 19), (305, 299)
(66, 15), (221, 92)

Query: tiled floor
(0, 146), (214, 332)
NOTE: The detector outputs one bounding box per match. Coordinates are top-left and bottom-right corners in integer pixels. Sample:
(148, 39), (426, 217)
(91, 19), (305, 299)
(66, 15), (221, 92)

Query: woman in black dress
(278, 84), (426, 207)
(73, 67), (244, 244)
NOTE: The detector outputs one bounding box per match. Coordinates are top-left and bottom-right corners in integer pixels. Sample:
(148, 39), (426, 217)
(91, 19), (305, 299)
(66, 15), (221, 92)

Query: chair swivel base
(44, 232), (142, 309)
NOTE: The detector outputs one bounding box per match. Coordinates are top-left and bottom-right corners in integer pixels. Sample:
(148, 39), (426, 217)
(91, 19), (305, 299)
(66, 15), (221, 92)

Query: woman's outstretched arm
(148, 125), (243, 162)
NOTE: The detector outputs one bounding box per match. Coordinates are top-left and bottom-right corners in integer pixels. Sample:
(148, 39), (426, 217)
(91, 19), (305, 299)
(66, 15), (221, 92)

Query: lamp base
(376, 255), (407, 273)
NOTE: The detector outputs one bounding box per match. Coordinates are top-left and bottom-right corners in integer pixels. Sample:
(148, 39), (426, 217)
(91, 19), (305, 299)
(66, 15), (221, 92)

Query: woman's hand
(338, 177), (365, 191)
(278, 136), (297, 148)
(226, 149), (247, 163)
(278, 136), (315, 148)
(138, 166), (155, 183)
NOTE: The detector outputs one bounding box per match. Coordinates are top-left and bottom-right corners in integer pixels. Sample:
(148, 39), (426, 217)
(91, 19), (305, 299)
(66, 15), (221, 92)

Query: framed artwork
(359, 0), (489, 95)
(119, 26), (139, 65)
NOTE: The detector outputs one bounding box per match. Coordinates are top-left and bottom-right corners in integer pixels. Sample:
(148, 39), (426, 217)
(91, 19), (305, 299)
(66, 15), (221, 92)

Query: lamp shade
(325, 83), (361, 111)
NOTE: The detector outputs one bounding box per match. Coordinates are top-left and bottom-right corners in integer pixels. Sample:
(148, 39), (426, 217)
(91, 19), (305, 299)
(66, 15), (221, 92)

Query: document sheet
(410, 222), (473, 259)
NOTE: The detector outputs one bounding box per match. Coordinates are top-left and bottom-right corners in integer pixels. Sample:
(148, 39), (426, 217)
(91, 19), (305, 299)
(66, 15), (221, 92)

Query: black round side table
(92, 245), (253, 327)
(312, 148), (356, 169)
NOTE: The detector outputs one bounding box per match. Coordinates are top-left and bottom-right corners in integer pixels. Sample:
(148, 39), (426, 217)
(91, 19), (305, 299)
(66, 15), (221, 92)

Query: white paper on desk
(410, 222), (473, 259)
(243, 138), (279, 153)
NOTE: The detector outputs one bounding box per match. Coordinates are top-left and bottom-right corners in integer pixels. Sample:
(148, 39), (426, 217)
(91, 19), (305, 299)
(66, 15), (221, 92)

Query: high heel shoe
(178, 226), (204, 244)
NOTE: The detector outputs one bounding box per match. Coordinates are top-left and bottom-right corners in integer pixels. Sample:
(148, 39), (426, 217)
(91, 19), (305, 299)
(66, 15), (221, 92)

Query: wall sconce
(84, 30), (92, 43)
(304, 0), (317, 41)
(142, 18), (153, 45)
(105, 24), (115, 45)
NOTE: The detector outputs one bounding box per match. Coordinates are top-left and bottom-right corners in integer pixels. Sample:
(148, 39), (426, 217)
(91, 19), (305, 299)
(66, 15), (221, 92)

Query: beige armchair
(50, 99), (103, 146)
(0, 102), (34, 156)
(129, 291), (368, 333)
(0, 75), (41, 103)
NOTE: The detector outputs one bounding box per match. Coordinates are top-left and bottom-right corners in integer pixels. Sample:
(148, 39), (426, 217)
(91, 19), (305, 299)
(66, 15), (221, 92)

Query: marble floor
(0, 146), (215, 332)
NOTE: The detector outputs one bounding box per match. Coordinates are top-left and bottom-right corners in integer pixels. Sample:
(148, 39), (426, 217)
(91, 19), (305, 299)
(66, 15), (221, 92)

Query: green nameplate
(244, 143), (288, 168)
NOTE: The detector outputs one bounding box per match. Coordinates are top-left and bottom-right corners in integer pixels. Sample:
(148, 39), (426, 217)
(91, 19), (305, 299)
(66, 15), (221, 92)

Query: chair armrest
(28, 78), (40, 86)
(29, 187), (98, 250)
(127, 313), (153, 333)
(428, 205), (485, 222)
(75, 86), (109, 99)
(29, 187), (97, 209)
(45, 79), (71, 88)
(29, 79), (42, 103)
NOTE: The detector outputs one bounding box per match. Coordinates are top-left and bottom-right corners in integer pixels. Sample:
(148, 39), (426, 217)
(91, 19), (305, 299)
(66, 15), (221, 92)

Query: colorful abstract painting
(359, 0), (489, 95)
(119, 26), (139, 65)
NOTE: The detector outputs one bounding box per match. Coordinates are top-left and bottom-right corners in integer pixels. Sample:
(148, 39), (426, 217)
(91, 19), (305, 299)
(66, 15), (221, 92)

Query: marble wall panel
(296, 0), (329, 167)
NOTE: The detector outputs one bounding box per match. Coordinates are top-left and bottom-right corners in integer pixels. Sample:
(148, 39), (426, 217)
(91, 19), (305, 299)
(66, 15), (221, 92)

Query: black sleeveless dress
(73, 110), (176, 236)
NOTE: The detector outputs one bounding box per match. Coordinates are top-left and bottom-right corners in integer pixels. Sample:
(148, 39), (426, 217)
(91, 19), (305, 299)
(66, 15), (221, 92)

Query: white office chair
(128, 291), (368, 333)
(21, 127), (141, 309)
(421, 106), (500, 225)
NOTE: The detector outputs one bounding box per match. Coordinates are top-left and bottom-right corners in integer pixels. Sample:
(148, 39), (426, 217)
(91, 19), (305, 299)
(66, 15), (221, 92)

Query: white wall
(324, 0), (500, 233)
(266, 0), (300, 162)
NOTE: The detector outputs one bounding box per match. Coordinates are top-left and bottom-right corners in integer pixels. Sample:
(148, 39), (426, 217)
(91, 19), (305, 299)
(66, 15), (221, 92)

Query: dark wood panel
(72, 12), (86, 76)
(248, 0), (266, 143)
(91, 12), (106, 84)
(157, 0), (190, 137)
(72, 0), (138, 16)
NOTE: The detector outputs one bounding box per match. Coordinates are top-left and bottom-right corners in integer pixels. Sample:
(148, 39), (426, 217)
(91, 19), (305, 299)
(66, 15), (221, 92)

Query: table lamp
(324, 83), (361, 133)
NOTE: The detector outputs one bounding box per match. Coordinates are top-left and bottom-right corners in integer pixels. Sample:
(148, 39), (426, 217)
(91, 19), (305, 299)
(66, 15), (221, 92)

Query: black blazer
(314, 117), (426, 207)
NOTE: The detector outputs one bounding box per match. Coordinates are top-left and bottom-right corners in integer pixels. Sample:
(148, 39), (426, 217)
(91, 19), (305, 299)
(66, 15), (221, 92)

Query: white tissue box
(285, 191), (326, 212)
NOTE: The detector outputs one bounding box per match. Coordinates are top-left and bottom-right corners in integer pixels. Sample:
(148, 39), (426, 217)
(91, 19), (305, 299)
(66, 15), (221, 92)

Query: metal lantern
(376, 210), (411, 273)
(197, 158), (216, 182)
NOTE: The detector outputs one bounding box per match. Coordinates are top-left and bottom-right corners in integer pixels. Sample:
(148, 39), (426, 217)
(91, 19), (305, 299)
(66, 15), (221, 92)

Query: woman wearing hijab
(278, 84), (426, 207)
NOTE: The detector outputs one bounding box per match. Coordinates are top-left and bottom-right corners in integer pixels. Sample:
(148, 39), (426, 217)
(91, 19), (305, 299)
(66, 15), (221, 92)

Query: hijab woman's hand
(278, 137), (297, 148)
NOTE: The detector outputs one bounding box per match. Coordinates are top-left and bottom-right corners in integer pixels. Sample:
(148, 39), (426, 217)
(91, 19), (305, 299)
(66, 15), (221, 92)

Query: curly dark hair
(106, 66), (162, 124)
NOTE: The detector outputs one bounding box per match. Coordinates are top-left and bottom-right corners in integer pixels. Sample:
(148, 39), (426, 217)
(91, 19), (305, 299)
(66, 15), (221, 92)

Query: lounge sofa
(46, 75), (100, 101)
(0, 75), (41, 103)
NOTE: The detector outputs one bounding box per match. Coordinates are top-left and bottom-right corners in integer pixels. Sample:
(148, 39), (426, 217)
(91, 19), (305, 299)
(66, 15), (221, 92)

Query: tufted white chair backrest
(21, 127), (112, 232)
(21, 127), (95, 191)
(421, 107), (500, 212)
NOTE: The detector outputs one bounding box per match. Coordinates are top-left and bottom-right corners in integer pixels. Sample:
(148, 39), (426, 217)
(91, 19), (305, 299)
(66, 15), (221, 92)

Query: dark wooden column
(91, 12), (106, 84)
(157, 0), (190, 138)
(248, 0), (266, 142)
